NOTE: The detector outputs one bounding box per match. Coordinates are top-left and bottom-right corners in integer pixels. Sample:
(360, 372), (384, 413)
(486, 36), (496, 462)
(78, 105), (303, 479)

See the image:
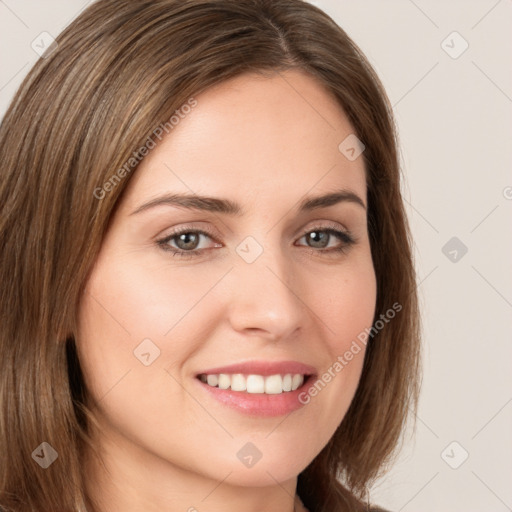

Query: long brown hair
(0, 1), (421, 510)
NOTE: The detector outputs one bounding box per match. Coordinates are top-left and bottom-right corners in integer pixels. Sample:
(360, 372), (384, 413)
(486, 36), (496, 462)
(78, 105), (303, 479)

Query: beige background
(1, 1), (511, 510)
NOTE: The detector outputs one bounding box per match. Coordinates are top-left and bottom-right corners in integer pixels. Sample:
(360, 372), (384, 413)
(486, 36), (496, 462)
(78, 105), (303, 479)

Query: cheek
(293, 254), (376, 434)
(308, 251), (377, 357)
(83, 254), (228, 339)
(78, 248), (231, 353)
(74, 255), (235, 475)
(75, 252), (231, 401)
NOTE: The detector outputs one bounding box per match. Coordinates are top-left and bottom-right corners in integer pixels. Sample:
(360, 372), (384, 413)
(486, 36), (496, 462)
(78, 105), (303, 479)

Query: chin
(224, 462), (304, 487)
(204, 438), (316, 487)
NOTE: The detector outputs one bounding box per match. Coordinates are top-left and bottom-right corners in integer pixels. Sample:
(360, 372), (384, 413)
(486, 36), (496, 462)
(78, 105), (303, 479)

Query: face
(77, 69), (376, 494)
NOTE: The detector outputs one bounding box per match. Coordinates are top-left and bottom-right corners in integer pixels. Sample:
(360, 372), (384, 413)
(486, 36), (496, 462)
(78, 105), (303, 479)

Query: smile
(194, 360), (316, 417)
(198, 373), (306, 394)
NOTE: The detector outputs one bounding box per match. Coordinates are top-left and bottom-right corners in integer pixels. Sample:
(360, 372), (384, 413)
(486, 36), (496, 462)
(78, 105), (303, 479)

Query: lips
(195, 360), (317, 378)
(194, 360), (317, 417)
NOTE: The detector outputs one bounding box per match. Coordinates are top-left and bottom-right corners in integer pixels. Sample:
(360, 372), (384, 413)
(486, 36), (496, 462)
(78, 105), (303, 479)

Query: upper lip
(196, 360), (317, 377)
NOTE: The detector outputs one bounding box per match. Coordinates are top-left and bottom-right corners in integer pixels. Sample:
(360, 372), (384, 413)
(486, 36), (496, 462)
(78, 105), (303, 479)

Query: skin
(77, 68), (377, 512)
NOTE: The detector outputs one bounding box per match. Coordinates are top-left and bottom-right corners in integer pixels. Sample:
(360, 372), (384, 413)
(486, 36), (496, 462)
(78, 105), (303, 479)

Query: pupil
(177, 232), (199, 250)
(308, 231), (328, 248)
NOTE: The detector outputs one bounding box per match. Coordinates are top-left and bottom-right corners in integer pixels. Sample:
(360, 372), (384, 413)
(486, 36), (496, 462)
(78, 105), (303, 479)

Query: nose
(226, 243), (306, 341)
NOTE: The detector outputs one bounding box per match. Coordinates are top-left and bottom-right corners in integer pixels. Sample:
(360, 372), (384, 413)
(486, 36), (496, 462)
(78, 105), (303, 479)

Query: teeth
(282, 374), (292, 392)
(231, 373), (246, 392)
(199, 373), (306, 394)
(291, 374), (303, 391)
(247, 375), (265, 393)
(206, 374), (218, 387)
(218, 374), (230, 389)
(264, 374), (282, 394)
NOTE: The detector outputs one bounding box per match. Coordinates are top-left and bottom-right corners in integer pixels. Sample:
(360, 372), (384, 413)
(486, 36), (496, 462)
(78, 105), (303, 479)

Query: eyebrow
(129, 189), (366, 216)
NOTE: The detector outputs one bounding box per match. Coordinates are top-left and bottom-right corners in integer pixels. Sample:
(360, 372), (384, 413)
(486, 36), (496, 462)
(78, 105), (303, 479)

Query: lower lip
(195, 377), (314, 417)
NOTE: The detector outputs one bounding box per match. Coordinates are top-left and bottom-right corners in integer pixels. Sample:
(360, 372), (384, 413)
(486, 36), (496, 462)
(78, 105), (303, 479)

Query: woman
(0, 1), (421, 511)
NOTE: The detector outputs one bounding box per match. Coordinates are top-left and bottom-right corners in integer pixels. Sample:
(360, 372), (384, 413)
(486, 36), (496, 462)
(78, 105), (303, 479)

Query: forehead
(121, 69), (366, 209)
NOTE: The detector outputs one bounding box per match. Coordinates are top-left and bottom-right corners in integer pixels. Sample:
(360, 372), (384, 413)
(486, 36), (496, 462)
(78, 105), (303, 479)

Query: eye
(157, 224), (356, 259)
(296, 226), (355, 254)
(157, 228), (221, 257)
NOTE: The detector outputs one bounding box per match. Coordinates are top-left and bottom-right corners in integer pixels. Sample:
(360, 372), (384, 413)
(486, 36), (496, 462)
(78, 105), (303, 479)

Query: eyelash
(156, 224), (356, 260)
